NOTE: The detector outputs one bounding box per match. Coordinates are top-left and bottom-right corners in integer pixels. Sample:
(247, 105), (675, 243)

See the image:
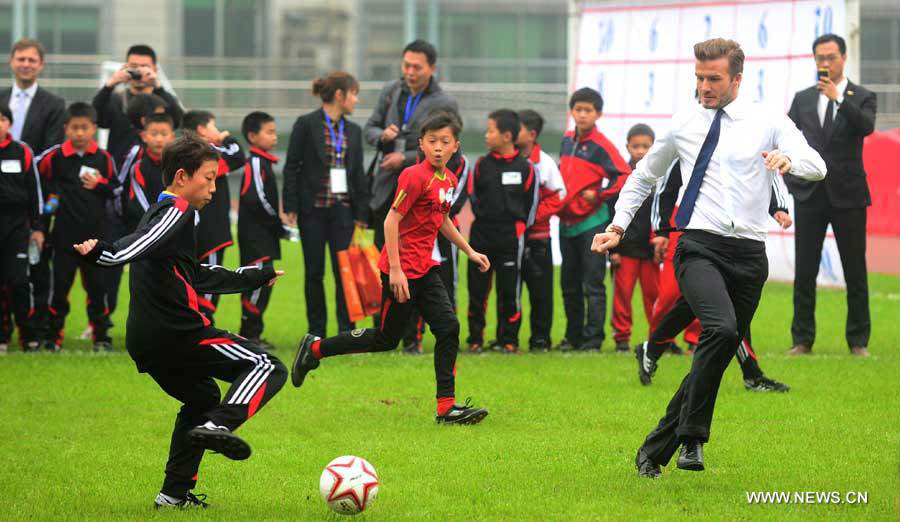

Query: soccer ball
(319, 455), (379, 515)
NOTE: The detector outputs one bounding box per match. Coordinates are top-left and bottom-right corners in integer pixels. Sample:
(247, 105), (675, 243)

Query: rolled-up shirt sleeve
(611, 125), (678, 232)
(775, 114), (826, 181)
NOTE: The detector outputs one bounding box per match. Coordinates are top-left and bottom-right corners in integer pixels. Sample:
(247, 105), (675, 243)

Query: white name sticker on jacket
(1, 160), (22, 173)
(78, 165), (99, 181)
(501, 171), (522, 185)
(330, 168), (348, 194)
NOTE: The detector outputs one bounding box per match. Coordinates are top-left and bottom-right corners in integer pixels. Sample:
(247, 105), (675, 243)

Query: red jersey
(378, 160), (457, 279)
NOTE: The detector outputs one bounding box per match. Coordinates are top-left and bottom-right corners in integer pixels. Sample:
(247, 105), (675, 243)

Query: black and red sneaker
(435, 398), (489, 425)
(291, 333), (321, 388)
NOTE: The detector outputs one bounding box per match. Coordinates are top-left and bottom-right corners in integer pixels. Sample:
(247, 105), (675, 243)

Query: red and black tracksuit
(84, 192), (284, 500)
(196, 137), (245, 324)
(38, 140), (117, 346)
(466, 150), (539, 349)
(608, 157), (660, 346)
(123, 147), (165, 233)
(238, 147), (284, 339)
(0, 136), (42, 346)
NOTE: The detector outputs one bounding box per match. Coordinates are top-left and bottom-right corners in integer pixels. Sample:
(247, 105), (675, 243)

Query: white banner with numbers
(573, 0), (848, 286)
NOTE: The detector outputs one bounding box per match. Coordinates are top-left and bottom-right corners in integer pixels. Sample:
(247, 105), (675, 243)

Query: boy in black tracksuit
(466, 109), (538, 353)
(74, 135), (286, 510)
(182, 110), (245, 324)
(37, 103), (117, 351)
(0, 106), (43, 351)
(238, 112), (284, 343)
(122, 113), (175, 233)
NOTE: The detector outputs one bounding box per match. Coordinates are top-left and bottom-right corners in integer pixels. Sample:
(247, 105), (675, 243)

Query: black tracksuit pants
(240, 259), (274, 339)
(648, 297), (764, 381)
(318, 268), (459, 399)
(522, 237), (554, 348)
(0, 220), (34, 344)
(466, 223), (524, 347)
(559, 224), (607, 348)
(48, 246), (111, 344)
(402, 233), (457, 348)
(146, 331), (286, 498)
(641, 231), (767, 465)
(299, 205), (355, 337)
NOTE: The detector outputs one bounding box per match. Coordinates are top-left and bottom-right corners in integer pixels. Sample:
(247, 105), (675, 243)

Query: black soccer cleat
(635, 342), (658, 386)
(291, 334), (321, 388)
(154, 491), (209, 510)
(635, 447), (661, 478)
(615, 341), (630, 353)
(744, 376), (790, 393)
(187, 424), (251, 460)
(436, 398), (489, 425)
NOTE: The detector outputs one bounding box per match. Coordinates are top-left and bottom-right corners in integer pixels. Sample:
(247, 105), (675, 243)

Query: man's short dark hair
(143, 112), (175, 130)
(420, 112), (461, 139)
(127, 93), (167, 130)
(569, 87), (604, 112)
(403, 39), (437, 66)
(64, 102), (97, 124)
(518, 109), (544, 138)
(126, 44), (157, 64)
(162, 134), (220, 186)
(0, 105), (13, 125)
(812, 33), (846, 55)
(488, 109), (520, 141)
(627, 123), (655, 143)
(242, 111), (275, 142)
(182, 110), (215, 132)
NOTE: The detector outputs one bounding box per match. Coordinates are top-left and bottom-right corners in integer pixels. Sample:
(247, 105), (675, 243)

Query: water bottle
(283, 224), (301, 242)
(43, 194), (59, 215)
(28, 239), (41, 265)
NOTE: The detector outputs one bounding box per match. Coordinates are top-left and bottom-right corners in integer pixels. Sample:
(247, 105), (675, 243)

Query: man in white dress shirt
(591, 39), (826, 477)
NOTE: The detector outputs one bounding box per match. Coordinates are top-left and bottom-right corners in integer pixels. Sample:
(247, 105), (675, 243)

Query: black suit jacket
(281, 108), (370, 223)
(784, 80), (876, 208)
(0, 85), (65, 155)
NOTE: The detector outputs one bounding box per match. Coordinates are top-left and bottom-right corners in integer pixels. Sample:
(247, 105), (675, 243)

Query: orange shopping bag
(348, 228), (382, 316)
(337, 249), (366, 323)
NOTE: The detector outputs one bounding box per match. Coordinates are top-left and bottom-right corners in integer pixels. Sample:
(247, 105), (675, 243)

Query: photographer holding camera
(92, 44), (183, 167)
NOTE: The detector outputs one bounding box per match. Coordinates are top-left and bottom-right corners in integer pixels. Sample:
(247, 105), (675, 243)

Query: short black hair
(627, 123), (655, 143)
(127, 93), (167, 130)
(488, 109), (520, 141)
(420, 112), (461, 139)
(126, 44), (157, 64)
(0, 105), (12, 124)
(64, 102), (97, 124)
(242, 111), (275, 142)
(403, 39), (437, 66)
(182, 110), (215, 132)
(161, 134), (220, 186)
(143, 112), (175, 130)
(518, 109), (544, 138)
(569, 87), (604, 112)
(812, 33), (846, 55)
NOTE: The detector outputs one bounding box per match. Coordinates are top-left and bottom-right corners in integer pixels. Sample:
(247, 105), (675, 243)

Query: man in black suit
(785, 34), (876, 357)
(1, 38), (65, 351)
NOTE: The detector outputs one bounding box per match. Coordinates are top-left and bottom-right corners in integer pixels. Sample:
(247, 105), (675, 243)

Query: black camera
(127, 69), (143, 81)
(817, 68), (829, 81)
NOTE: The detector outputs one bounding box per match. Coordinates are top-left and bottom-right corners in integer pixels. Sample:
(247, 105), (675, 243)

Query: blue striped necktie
(675, 108), (724, 229)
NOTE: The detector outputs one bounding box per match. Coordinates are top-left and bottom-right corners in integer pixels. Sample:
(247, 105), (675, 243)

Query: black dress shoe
(676, 439), (705, 471)
(635, 447), (661, 478)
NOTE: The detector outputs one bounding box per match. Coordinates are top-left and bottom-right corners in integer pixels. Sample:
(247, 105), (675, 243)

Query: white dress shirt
(817, 76), (848, 127)
(9, 82), (38, 141)
(612, 95), (826, 241)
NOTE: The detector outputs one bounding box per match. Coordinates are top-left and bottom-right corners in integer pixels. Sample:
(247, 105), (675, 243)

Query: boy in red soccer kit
(291, 113), (492, 424)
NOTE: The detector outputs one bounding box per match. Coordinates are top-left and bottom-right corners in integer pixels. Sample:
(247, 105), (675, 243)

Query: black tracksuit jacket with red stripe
(123, 149), (165, 233)
(84, 195), (275, 371)
(196, 136), (245, 260)
(0, 136), (42, 234)
(238, 147), (283, 264)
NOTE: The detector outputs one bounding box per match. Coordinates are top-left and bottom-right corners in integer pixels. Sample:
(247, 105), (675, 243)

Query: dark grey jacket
(363, 77), (457, 211)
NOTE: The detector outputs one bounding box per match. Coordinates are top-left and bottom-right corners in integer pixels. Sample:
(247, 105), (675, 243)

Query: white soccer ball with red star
(319, 455), (379, 515)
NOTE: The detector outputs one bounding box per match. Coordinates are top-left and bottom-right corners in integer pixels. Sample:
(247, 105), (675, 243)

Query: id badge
(330, 168), (348, 194)
(1, 159), (22, 173)
(501, 171), (522, 185)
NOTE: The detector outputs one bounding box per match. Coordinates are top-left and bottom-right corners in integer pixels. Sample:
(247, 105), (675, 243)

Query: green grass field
(1, 240), (898, 521)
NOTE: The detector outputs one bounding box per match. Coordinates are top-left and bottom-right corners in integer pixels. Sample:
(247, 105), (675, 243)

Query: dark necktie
(823, 99), (835, 134)
(675, 108), (724, 229)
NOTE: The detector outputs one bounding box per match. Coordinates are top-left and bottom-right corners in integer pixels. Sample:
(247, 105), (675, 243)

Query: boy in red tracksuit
(38, 102), (118, 352)
(0, 106), (43, 352)
(608, 123), (660, 352)
(182, 110), (246, 324)
(556, 87), (630, 352)
(238, 112), (285, 346)
(290, 112), (491, 424)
